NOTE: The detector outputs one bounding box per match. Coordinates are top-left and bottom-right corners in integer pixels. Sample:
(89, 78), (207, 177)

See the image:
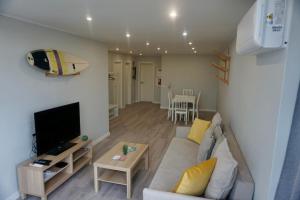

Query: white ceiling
(0, 0), (254, 55)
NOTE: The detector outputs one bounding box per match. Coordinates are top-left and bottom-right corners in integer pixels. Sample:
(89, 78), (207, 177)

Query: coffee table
(93, 141), (149, 199)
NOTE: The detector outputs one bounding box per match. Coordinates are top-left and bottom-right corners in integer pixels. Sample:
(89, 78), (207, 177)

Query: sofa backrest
(223, 124), (254, 200)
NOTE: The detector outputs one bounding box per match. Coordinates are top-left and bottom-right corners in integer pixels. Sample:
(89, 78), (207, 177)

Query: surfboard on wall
(26, 49), (89, 76)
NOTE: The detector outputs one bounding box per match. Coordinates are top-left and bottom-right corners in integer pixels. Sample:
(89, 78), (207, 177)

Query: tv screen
(34, 102), (81, 156)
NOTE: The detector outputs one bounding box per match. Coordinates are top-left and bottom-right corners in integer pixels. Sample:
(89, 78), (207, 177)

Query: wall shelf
(210, 50), (230, 85)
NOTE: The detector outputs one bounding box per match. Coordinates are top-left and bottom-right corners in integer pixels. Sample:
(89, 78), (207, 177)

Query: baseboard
(160, 107), (216, 112)
(92, 132), (110, 147)
(5, 191), (19, 200)
(160, 106), (168, 110)
(152, 101), (160, 104)
(199, 109), (217, 113)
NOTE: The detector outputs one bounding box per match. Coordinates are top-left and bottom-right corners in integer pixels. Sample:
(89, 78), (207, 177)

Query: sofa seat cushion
(150, 138), (199, 191)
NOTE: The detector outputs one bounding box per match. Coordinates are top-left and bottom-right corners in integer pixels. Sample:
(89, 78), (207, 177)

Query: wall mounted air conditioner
(236, 0), (287, 55)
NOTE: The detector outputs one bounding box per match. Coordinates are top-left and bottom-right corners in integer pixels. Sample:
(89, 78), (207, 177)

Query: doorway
(124, 61), (132, 105)
(112, 60), (123, 108)
(139, 62), (155, 102)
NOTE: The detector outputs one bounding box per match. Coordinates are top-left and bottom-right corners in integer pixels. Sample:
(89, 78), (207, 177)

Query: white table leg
(171, 101), (174, 121)
(192, 101), (195, 121)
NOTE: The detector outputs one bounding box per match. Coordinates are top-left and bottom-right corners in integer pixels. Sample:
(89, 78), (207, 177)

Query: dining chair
(189, 91), (201, 119)
(167, 91), (174, 120)
(182, 88), (194, 96)
(174, 100), (189, 125)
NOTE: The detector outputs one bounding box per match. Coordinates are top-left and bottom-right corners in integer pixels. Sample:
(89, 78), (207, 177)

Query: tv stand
(17, 137), (92, 200)
(47, 142), (76, 156)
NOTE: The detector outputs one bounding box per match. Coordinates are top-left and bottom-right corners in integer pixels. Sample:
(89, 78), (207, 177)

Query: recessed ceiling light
(129, 50), (133, 54)
(165, 50), (168, 54)
(126, 33), (131, 38)
(146, 42), (150, 46)
(192, 47), (195, 50)
(182, 31), (188, 37)
(157, 47), (160, 51)
(86, 16), (93, 21)
(188, 42), (193, 45)
(169, 10), (177, 19)
(116, 48), (119, 51)
(139, 53), (143, 56)
(194, 50), (197, 54)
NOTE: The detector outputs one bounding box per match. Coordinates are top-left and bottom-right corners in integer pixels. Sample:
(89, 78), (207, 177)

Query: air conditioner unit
(236, 0), (287, 55)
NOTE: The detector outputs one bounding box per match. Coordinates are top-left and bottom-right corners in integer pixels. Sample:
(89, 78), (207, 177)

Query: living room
(0, 1), (300, 200)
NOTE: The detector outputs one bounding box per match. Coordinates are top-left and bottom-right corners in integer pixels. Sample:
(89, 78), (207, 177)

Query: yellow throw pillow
(173, 158), (217, 196)
(188, 118), (211, 144)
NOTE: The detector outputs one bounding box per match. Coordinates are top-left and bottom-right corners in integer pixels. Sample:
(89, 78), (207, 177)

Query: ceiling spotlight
(139, 53), (143, 56)
(116, 48), (119, 51)
(194, 50), (197, 54)
(129, 50), (133, 54)
(146, 42), (150, 46)
(188, 42), (193, 45)
(86, 16), (93, 21)
(126, 33), (131, 38)
(165, 50), (168, 54)
(169, 10), (177, 19)
(182, 31), (188, 37)
(157, 47), (160, 51)
(192, 47), (195, 50)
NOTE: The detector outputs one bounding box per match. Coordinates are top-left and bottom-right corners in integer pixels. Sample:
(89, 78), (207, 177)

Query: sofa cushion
(211, 112), (222, 128)
(197, 127), (215, 162)
(205, 139), (238, 199)
(211, 126), (225, 157)
(149, 138), (199, 191)
(173, 158), (217, 196)
(188, 119), (211, 144)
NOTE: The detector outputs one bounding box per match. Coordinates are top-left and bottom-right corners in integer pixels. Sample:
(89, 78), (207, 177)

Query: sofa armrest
(176, 126), (191, 138)
(143, 189), (212, 200)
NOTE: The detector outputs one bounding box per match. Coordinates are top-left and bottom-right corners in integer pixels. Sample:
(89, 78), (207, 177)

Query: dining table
(171, 94), (196, 122)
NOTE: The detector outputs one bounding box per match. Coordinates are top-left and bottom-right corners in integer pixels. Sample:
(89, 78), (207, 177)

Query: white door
(112, 61), (123, 108)
(140, 63), (154, 102)
(124, 62), (132, 105)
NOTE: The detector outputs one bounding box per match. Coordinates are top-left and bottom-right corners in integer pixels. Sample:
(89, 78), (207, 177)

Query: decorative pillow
(211, 126), (225, 156)
(205, 139), (238, 199)
(211, 112), (222, 128)
(187, 118), (211, 144)
(197, 127), (216, 162)
(173, 158), (217, 196)
(214, 125), (223, 139)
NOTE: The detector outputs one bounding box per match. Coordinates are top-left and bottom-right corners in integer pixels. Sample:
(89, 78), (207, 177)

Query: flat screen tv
(34, 102), (81, 156)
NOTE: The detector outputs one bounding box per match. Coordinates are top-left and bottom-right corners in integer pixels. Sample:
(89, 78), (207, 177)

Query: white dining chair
(189, 91), (201, 119)
(182, 89), (194, 96)
(174, 100), (189, 125)
(167, 91), (174, 120)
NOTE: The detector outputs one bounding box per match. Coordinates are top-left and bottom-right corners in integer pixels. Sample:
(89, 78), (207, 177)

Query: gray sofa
(143, 125), (254, 200)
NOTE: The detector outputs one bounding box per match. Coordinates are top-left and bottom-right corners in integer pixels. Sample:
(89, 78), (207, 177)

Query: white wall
(160, 55), (218, 111)
(217, 38), (296, 200)
(0, 16), (109, 199)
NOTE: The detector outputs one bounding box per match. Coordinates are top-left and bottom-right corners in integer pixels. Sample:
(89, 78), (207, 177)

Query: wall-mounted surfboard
(26, 49), (89, 76)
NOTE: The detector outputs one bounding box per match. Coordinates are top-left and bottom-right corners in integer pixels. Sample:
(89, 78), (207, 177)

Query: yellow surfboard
(27, 49), (89, 76)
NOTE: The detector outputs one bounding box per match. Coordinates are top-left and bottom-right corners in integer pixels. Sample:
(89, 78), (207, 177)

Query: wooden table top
(94, 141), (149, 171)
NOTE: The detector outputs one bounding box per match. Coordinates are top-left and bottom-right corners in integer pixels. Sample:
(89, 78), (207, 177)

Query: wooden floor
(21, 102), (213, 200)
